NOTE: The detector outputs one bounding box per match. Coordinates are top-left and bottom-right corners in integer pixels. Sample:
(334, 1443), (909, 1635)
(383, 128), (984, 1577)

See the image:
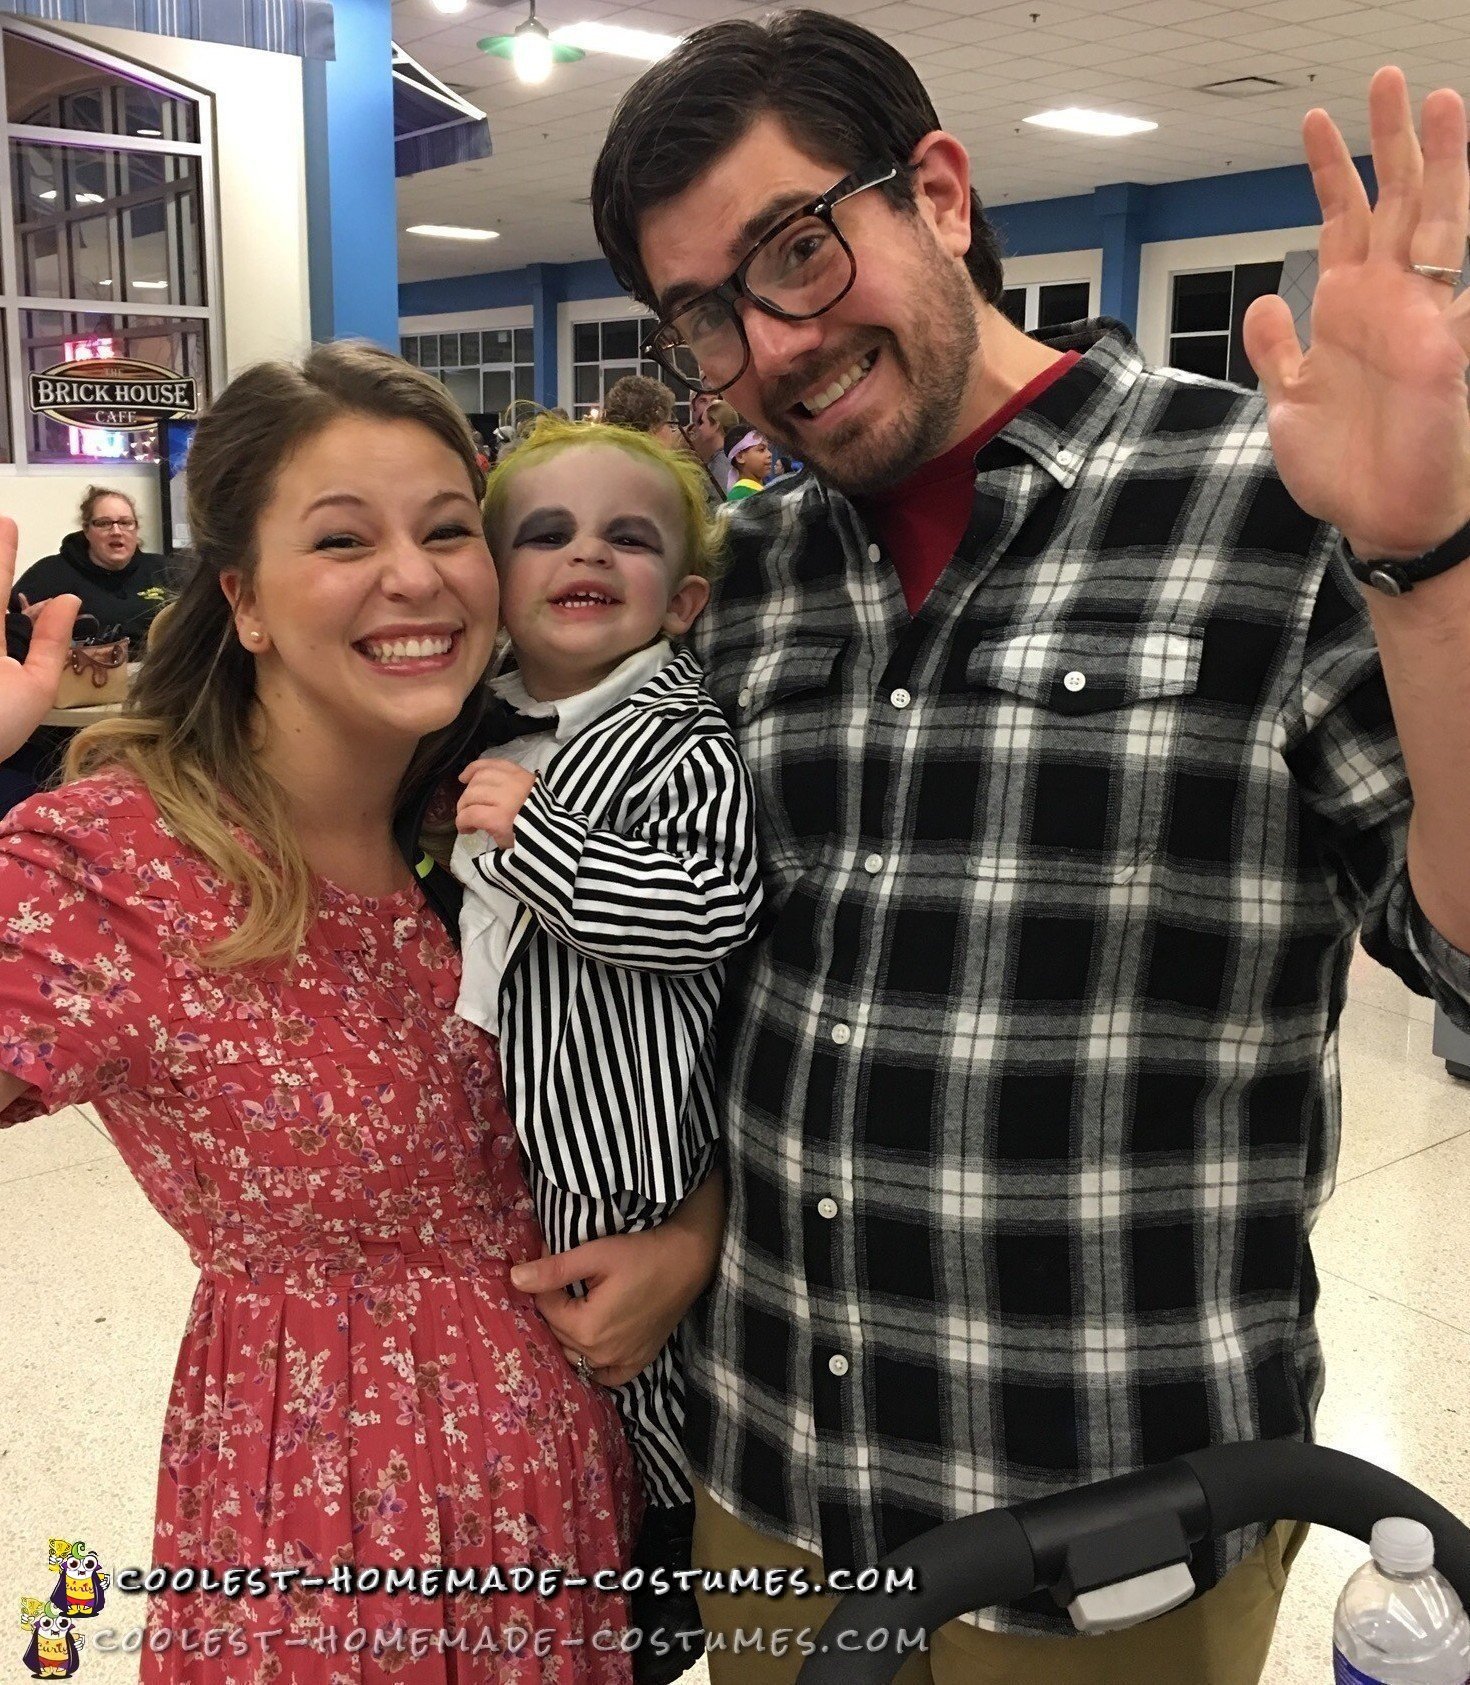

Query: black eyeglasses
(87, 517), (138, 531)
(642, 163), (902, 396)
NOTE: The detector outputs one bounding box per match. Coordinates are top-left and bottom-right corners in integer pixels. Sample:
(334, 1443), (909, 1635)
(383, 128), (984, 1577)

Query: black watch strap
(1344, 512), (1470, 596)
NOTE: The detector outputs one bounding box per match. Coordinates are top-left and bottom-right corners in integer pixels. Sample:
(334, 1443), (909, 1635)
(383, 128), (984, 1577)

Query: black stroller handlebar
(794, 1443), (1470, 1684)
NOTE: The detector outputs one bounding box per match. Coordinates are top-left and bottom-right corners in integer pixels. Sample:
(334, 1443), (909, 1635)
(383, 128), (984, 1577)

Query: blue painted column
(527, 264), (565, 410)
(303, 0), (398, 346)
(1093, 182), (1149, 332)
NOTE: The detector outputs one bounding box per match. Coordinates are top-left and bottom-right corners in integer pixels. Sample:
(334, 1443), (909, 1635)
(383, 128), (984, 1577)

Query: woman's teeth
(801, 351), (877, 418)
(360, 634), (454, 662)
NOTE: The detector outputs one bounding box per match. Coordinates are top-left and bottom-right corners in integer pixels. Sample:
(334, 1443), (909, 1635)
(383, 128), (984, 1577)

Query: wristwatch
(1344, 513), (1470, 596)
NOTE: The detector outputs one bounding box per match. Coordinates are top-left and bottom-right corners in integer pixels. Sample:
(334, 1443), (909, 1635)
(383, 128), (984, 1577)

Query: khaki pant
(693, 1482), (1309, 1685)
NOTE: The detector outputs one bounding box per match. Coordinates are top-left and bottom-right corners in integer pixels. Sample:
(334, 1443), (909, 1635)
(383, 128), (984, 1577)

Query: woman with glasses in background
(1, 487), (172, 812)
(8, 485), (172, 647)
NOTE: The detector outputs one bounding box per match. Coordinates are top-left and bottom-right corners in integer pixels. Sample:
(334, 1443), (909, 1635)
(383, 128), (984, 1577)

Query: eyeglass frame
(86, 516), (139, 531)
(641, 162), (904, 396)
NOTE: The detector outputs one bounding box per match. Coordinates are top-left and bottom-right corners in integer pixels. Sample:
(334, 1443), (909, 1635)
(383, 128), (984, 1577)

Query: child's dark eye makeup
(609, 521), (664, 553)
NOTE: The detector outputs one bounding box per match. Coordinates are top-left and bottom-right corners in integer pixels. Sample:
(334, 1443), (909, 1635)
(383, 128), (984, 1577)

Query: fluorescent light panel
(551, 21), (681, 60)
(406, 223), (500, 241)
(134, 279), (169, 288)
(1026, 108), (1156, 137)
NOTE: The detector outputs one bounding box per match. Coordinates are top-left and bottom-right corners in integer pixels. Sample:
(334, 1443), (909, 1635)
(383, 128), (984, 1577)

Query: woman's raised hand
(0, 518), (79, 761)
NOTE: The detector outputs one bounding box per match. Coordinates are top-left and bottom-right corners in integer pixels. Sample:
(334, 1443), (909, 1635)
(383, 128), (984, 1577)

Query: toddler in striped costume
(449, 417), (762, 1682)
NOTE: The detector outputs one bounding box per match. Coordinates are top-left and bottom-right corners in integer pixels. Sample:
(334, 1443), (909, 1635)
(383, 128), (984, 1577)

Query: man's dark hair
(592, 10), (1005, 312)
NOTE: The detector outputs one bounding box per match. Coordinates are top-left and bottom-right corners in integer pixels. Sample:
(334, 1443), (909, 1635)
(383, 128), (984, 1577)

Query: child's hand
(456, 758), (537, 848)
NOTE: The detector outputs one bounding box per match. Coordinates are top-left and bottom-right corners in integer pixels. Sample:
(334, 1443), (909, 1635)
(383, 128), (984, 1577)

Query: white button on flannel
(817, 1197), (839, 1220)
(864, 853), (883, 874)
(830, 1023), (851, 1045)
(1064, 670), (1087, 692)
(828, 1354), (850, 1378)
(890, 688), (911, 709)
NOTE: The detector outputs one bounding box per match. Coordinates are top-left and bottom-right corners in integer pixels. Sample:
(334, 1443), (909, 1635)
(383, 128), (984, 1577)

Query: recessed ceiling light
(429, 0), (467, 13)
(551, 21), (681, 61)
(406, 223), (500, 241)
(75, 191), (105, 204)
(1025, 108), (1157, 137)
(134, 279), (169, 288)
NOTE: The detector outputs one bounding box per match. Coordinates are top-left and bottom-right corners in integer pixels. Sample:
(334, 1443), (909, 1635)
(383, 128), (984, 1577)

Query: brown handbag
(53, 617), (131, 710)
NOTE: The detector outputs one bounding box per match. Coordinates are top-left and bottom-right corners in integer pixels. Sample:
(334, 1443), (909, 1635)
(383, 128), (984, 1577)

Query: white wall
(399, 306), (532, 335)
(1136, 226), (1320, 368)
(1000, 248), (1102, 298)
(5, 22), (311, 582)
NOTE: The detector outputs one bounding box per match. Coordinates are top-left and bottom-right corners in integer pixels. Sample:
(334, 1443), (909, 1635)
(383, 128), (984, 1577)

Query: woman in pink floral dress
(0, 345), (661, 1684)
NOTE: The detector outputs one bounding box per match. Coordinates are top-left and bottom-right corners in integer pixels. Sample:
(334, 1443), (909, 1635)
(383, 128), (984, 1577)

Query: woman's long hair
(65, 341), (488, 968)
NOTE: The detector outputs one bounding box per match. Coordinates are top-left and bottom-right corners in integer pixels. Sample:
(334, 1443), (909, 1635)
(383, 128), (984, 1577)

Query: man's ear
(663, 573), (711, 637)
(908, 130), (973, 263)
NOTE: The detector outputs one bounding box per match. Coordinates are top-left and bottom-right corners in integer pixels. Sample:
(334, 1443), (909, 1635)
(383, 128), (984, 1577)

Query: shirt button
(863, 852), (883, 874)
(1057, 448), (1075, 467)
(828, 1354), (850, 1378)
(737, 687), (752, 708)
(830, 1022), (851, 1046)
(890, 687), (911, 709)
(817, 1197), (839, 1220)
(867, 542), (881, 563)
(1063, 670), (1086, 692)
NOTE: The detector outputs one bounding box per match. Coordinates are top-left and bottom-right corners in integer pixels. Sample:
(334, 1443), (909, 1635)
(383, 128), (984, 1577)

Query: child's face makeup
(491, 444), (710, 701)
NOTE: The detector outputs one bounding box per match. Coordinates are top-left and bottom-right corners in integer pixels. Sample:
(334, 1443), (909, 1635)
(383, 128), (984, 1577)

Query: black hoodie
(10, 530), (174, 647)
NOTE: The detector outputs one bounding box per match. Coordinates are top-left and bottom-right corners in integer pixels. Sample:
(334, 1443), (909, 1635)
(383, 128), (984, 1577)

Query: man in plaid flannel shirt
(509, 12), (1470, 1682)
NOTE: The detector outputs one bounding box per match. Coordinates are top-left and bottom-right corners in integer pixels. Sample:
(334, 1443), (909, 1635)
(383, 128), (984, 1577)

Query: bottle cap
(1371, 1517), (1435, 1575)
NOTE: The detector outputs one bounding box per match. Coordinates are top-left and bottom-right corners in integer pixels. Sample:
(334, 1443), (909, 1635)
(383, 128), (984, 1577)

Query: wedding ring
(1409, 262), (1462, 286)
(574, 1353), (595, 1383)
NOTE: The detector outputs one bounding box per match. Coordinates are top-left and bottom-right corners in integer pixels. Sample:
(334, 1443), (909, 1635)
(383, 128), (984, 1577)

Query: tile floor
(2, 948), (1465, 1685)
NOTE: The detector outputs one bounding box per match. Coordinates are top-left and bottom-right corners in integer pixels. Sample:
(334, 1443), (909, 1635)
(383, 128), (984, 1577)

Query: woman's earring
(248, 630), (263, 643)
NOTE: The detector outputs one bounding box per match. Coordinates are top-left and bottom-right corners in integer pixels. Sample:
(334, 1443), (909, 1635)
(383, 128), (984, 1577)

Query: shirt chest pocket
(964, 624), (1203, 885)
(733, 635), (849, 863)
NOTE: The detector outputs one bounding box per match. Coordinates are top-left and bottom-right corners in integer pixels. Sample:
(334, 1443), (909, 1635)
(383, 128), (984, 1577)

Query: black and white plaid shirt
(685, 321), (1470, 1634)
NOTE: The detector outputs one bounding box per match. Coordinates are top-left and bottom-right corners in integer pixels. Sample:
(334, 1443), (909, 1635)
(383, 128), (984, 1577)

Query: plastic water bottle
(1333, 1518), (1470, 1683)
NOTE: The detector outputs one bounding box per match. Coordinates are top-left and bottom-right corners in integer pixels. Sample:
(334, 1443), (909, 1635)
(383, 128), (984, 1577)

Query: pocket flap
(966, 625), (1201, 716)
(739, 634), (848, 719)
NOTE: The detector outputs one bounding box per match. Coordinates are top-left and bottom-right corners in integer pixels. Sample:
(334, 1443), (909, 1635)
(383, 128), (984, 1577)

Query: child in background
(722, 425), (773, 500)
(451, 417), (762, 1684)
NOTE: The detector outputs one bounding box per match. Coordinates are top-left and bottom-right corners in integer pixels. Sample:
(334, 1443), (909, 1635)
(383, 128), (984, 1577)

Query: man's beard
(762, 245), (982, 499)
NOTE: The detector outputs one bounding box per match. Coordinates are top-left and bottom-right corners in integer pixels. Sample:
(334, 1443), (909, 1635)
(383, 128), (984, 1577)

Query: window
(572, 315), (690, 424)
(999, 279), (1092, 334)
(0, 22), (219, 465)
(1167, 262), (1282, 387)
(402, 325), (534, 421)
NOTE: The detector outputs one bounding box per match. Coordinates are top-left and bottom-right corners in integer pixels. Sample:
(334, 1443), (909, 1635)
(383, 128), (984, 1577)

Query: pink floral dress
(0, 775), (639, 1684)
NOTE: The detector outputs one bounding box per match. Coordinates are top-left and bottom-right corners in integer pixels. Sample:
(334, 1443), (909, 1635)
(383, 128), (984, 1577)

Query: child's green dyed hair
(481, 413), (726, 582)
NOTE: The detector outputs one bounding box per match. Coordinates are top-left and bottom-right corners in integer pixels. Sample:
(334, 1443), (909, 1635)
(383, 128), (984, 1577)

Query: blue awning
(0, 0), (335, 59)
(392, 41), (490, 178)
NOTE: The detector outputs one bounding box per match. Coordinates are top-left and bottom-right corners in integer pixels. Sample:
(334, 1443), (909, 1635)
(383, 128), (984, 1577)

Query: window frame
(571, 312), (689, 424)
(0, 18), (223, 467)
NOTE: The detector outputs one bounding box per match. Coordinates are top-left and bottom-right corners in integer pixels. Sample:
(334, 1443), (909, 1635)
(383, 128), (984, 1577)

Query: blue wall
(305, 0), (398, 346)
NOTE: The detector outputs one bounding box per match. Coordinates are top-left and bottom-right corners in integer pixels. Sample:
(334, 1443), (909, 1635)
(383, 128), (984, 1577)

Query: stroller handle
(794, 1442), (1470, 1684)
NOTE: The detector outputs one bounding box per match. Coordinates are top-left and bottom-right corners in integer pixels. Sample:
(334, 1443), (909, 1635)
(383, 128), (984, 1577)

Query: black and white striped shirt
(465, 647), (763, 1217)
(685, 320), (1470, 1633)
